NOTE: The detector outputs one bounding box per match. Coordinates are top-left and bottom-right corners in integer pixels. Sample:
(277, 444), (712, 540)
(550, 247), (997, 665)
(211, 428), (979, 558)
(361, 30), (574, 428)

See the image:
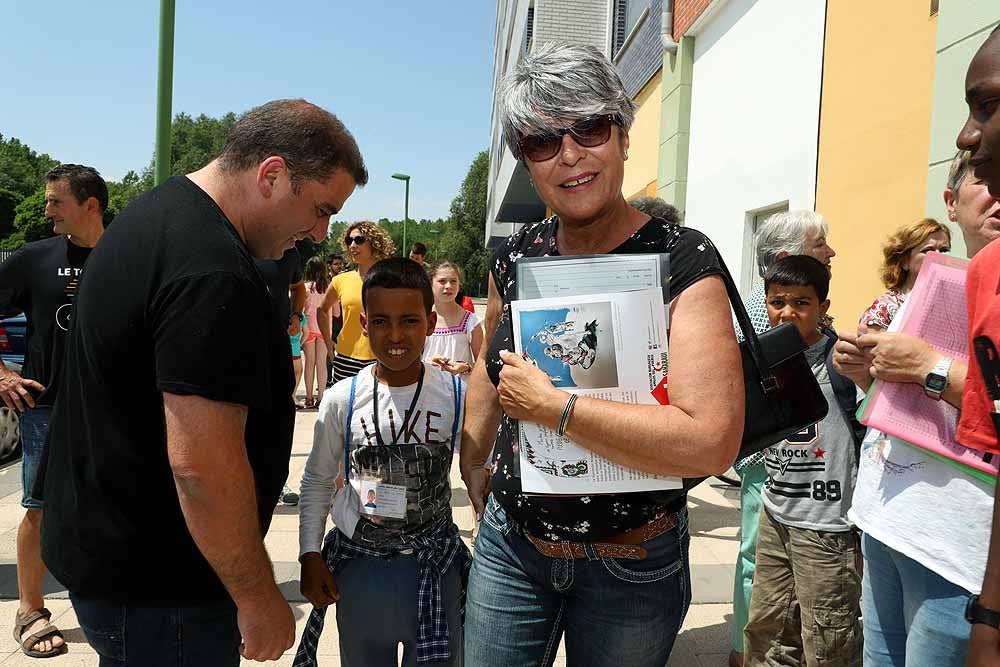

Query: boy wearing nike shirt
(744, 256), (865, 667)
(295, 257), (469, 667)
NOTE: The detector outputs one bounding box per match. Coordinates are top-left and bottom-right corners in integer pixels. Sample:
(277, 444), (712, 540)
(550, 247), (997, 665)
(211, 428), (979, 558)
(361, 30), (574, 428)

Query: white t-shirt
(422, 310), (481, 369)
(847, 300), (994, 593)
(298, 362), (465, 556)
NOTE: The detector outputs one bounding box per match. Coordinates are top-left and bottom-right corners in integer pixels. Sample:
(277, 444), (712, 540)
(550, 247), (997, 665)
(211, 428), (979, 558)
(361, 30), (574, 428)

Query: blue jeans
(861, 533), (971, 667)
(70, 594), (241, 667)
(464, 494), (691, 667)
(20, 406), (51, 510)
(335, 553), (463, 666)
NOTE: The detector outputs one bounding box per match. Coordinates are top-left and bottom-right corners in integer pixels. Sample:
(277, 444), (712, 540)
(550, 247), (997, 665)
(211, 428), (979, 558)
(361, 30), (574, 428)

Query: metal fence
(0, 250), (12, 264)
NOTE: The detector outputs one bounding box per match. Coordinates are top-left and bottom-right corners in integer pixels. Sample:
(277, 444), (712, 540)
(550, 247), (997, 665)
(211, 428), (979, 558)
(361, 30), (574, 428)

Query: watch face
(926, 373), (948, 392)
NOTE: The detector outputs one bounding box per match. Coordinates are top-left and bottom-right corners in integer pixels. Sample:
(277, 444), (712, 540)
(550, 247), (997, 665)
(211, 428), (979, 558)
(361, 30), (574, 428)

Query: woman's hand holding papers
(497, 351), (566, 427)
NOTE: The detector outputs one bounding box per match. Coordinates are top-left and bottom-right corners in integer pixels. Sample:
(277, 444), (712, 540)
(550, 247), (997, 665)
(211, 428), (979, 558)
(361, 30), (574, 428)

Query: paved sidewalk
(0, 408), (743, 666)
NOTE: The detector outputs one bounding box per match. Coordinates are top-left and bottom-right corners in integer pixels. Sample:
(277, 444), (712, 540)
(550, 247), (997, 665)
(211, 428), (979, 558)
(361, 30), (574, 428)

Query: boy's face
(766, 283), (829, 344)
(361, 287), (436, 378)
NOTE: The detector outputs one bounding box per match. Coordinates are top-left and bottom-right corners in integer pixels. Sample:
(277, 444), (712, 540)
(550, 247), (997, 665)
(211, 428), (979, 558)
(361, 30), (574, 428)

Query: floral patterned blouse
(484, 216), (725, 541)
(859, 290), (907, 332)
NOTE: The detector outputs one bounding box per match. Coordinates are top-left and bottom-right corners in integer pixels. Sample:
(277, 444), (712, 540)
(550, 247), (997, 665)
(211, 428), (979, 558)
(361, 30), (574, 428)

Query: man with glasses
(38, 100), (367, 666)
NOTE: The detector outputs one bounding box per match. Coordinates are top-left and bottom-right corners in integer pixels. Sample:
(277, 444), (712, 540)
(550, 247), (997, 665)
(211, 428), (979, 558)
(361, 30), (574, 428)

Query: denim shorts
(20, 406), (51, 510)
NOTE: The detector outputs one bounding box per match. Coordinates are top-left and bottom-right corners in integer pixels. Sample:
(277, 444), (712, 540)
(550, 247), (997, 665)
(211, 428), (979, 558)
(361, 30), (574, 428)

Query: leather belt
(523, 510), (678, 561)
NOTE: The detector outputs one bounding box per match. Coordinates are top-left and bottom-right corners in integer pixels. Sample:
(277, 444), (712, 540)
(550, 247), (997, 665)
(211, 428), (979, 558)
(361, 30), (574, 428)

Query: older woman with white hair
(460, 43), (744, 666)
(728, 209), (836, 667)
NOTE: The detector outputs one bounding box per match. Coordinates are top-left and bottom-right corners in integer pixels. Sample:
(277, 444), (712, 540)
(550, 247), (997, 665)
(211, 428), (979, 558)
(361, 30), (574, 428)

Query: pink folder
(858, 253), (1000, 481)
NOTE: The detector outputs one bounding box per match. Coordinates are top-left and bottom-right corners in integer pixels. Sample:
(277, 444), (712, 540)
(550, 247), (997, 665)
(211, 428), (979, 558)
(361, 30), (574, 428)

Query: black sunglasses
(345, 235), (367, 246)
(518, 114), (623, 162)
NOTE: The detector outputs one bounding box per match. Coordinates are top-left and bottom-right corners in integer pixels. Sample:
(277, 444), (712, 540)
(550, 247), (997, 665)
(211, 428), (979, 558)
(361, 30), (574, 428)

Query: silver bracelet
(557, 394), (578, 436)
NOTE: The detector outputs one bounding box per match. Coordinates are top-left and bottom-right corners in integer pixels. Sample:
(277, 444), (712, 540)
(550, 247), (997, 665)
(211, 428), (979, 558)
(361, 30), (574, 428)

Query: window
(524, 5), (535, 53)
(740, 202), (789, 296)
(612, 0), (628, 57)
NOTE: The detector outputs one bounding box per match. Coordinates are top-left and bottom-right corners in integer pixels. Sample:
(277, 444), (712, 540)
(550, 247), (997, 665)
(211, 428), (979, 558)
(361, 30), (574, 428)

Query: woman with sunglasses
(318, 221), (396, 383)
(461, 43), (743, 666)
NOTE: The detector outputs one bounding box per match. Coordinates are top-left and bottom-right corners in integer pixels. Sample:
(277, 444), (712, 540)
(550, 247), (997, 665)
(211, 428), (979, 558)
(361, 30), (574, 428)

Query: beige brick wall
(533, 0), (608, 52)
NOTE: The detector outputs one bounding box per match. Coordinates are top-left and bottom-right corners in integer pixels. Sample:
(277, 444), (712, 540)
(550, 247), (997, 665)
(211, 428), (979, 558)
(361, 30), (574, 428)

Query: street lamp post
(391, 173), (411, 255)
(154, 0), (176, 186)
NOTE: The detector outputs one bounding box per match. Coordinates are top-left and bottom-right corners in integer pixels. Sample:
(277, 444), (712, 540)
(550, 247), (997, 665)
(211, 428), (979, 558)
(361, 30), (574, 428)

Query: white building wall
(684, 0), (826, 293)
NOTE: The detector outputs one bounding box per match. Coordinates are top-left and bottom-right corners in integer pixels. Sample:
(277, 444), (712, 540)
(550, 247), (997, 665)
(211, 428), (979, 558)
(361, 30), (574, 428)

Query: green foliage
(106, 170), (152, 221)
(377, 217), (447, 261)
(0, 134), (58, 198)
(436, 151), (490, 296)
(3, 190), (52, 250)
(162, 112), (238, 177)
(0, 188), (24, 239)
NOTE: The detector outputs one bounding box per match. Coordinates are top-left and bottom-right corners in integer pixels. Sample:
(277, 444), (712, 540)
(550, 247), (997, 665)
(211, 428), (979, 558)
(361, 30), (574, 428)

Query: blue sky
(0, 1), (496, 222)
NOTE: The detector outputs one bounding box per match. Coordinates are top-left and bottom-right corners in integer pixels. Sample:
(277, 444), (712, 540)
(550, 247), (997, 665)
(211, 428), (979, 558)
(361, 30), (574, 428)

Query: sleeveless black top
(485, 216), (724, 541)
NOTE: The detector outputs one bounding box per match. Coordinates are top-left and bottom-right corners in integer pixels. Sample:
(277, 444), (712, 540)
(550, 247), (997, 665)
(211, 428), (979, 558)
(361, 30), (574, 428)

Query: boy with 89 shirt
(743, 255), (866, 667)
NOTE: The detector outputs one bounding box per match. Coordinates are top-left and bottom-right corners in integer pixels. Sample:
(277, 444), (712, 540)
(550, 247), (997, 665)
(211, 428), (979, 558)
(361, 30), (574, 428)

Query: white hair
(755, 210), (829, 277)
(498, 42), (637, 161)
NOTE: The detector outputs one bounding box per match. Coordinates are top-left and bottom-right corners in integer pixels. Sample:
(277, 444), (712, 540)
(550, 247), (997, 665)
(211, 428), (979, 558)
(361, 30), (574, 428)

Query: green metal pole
(403, 179), (409, 256)
(154, 0), (176, 186)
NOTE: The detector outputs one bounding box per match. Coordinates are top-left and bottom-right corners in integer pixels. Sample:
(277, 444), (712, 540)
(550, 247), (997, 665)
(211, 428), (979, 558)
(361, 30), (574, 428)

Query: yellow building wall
(816, 3), (937, 327)
(623, 74), (662, 201)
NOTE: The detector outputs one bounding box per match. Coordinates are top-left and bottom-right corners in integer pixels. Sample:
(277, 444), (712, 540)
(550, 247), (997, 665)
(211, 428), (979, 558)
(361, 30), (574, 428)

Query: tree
(0, 188), (24, 239)
(0, 189), (50, 250)
(162, 112), (238, 177)
(106, 170), (151, 221)
(437, 151), (490, 296)
(0, 134), (58, 199)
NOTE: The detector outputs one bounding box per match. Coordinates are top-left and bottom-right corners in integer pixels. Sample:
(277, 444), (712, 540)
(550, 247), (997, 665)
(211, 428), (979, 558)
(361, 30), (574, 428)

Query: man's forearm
(173, 454), (276, 603)
(980, 485), (1000, 611)
(164, 393), (279, 605)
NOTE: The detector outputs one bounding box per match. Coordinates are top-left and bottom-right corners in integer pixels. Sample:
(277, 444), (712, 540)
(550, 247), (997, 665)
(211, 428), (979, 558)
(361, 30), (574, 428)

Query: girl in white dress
(423, 261), (484, 376)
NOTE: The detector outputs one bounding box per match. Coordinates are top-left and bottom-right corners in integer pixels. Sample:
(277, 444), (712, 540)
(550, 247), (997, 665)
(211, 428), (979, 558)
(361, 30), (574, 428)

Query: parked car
(0, 313), (27, 462)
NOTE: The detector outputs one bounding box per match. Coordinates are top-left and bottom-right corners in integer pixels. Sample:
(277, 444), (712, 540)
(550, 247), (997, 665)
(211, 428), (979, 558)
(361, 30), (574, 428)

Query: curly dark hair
(342, 221), (396, 263)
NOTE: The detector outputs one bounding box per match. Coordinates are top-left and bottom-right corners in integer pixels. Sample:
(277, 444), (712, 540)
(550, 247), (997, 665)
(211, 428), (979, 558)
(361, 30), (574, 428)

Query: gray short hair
(498, 43), (637, 161)
(947, 150), (971, 193)
(629, 196), (681, 224)
(755, 210), (829, 277)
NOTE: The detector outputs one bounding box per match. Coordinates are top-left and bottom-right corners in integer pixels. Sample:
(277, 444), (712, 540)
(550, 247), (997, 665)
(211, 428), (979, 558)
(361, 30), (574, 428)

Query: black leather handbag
(718, 252), (829, 461)
(683, 254), (828, 491)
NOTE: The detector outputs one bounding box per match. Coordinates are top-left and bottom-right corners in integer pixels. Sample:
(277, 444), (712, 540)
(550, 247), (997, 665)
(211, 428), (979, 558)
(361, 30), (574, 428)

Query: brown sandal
(14, 607), (66, 658)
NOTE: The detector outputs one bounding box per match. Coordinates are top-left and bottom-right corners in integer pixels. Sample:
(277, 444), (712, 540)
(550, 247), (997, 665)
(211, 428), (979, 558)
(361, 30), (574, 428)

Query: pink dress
(303, 282), (326, 344)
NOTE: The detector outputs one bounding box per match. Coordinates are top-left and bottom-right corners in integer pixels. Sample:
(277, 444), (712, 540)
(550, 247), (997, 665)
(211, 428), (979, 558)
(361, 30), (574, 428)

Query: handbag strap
(711, 250), (778, 393)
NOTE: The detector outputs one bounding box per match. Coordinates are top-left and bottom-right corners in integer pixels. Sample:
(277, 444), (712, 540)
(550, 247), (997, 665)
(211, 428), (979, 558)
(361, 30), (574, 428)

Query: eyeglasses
(518, 114), (623, 163)
(344, 235), (367, 246)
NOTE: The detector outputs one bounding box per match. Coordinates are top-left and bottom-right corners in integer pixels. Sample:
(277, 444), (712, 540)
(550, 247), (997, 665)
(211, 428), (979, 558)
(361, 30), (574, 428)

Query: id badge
(358, 480), (407, 519)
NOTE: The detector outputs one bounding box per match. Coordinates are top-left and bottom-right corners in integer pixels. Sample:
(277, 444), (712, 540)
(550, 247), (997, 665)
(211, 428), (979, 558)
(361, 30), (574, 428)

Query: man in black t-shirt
(39, 100), (368, 666)
(0, 164), (107, 658)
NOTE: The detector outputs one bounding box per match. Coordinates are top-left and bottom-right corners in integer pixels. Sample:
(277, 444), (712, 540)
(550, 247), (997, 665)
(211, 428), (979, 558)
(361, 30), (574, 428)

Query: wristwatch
(965, 594), (1000, 629)
(923, 356), (953, 400)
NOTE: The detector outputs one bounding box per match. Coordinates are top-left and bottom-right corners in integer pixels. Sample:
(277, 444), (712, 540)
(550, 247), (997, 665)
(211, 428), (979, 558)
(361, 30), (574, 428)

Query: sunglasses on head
(345, 235), (367, 246)
(518, 114), (623, 163)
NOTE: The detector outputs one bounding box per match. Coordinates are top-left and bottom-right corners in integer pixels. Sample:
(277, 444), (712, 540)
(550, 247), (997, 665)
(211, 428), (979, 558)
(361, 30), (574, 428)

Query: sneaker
(281, 485), (299, 506)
